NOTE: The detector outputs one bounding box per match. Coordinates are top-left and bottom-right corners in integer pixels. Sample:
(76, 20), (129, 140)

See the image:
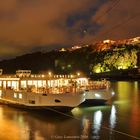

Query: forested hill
(0, 47), (92, 74)
(0, 43), (139, 75)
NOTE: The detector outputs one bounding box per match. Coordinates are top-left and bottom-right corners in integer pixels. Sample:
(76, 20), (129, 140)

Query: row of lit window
(53, 75), (74, 78)
(30, 74), (75, 78)
(31, 75), (45, 78)
(14, 93), (22, 99)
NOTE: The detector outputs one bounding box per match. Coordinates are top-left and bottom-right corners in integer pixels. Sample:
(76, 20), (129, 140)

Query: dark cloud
(0, 0), (139, 59)
(90, 0), (140, 41)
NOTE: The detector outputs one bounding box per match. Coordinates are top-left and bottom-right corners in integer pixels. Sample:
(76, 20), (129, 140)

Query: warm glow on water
(0, 81), (140, 139)
(0, 108), (29, 140)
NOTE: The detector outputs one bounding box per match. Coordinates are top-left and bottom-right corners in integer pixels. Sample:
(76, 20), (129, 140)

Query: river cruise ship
(0, 70), (114, 110)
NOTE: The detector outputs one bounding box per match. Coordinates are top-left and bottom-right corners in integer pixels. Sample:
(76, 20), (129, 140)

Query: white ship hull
(0, 90), (86, 109)
(83, 88), (115, 104)
(0, 70), (114, 110)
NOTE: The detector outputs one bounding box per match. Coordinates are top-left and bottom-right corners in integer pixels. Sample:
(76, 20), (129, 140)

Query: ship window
(12, 81), (17, 90)
(14, 93), (17, 98)
(3, 81), (6, 88)
(29, 100), (35, 104)
(38, 80), (42, 87)
(32, 80), (37, 88)
(42, 80), (46, 87)
(7, 81), (11, 87)
(85, 89), (89, 92)
(21, 80), (27, 88)
(48, 81), (51, 87)
(19, 93), (22, 99)
(28, 80), (32, 85)
(42, 93), (47, 96)
(55, 99), (61, 103)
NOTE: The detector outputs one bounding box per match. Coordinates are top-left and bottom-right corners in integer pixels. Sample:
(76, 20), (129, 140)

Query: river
(0, 81), (140, 140)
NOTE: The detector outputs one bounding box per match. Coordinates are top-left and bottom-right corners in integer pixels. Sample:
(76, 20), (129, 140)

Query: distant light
(48, 72), (52, 76)
(70, 75), (73, 78)
(67, 64), (72, 68)
(77, 72), (80, 76)
(118, 65), (128, 70)
(122, 66), (127, 69)
(95, 68), (101, 73)
(103, 39), (110, 43)
(95, 93), (101, 98)
(118, 66), (122, 70)
(83, 30), (87, 34)
(59, 48), (66, 52)
(112, 91), (115, 96)
(61, 66), (65, 70)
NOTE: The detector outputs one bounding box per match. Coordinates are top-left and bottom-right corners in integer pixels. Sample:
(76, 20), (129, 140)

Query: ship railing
(86, 80), (110, 90)
(45, 86), (83, 94)
(17, 80), (110, 94)
(19, 86), (84, 94)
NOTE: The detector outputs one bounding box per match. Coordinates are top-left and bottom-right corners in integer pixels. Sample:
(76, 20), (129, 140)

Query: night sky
(0, 0), (140, 59)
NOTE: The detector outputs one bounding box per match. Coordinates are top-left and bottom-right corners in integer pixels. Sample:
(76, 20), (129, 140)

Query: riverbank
(89, 68), (140, 81)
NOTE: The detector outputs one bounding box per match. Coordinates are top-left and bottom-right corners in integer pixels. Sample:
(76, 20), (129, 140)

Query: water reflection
(134, 81), (138, 92)
(116, 82), (132, 100)
(0, 81), (140, 139)
(93, 110), (103, 137)
(0, 106), (82, 140)
(109, 105), (116, 129)
(0, 107), (28, 140)
(82, 116), (90, 136)
(73, 105), (117, 139)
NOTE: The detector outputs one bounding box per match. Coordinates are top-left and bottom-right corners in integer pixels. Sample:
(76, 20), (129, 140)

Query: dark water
(0, 81), (140, 140)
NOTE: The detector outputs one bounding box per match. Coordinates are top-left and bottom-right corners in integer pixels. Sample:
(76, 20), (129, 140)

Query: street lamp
(48, 71), (52, 77)
(77, 72), (80, 76)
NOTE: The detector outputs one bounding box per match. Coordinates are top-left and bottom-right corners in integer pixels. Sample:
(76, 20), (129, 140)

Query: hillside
(0, 37), (140, 74)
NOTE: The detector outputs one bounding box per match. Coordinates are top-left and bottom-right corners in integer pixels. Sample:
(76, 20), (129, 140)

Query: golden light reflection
(117, 82), (132, 100)
(71, 107), (83, 117)
(82, 116), (90, 136)
(129, 82), (140, 134)
(134, 81), (138, 93)
(0, 107), (28, 140)
(35, 131), (44, 140)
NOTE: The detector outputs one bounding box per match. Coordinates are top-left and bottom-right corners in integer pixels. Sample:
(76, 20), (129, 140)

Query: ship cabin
(0, 70), (89, 94)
